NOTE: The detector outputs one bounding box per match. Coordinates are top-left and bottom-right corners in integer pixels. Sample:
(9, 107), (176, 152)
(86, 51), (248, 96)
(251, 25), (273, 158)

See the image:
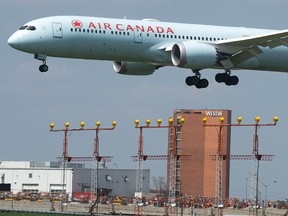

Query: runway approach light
(202, 117), (207, 124)
(146, 119), (151, 126)
(50, 123), (54, 130)
(219, 117), (225, 123)
(135, 119), (140, 127)
(273, 116), (279, 124)
(237, 117), (242, 124)
(112, 121), (117, 128)
(168, 118), (173, 125)
(96, 121), (101, 128)
(80, 122), (85, 129)
(157, 119), (162, 126)
(255, 116), (260, 123)
(65, 122), (70, 128)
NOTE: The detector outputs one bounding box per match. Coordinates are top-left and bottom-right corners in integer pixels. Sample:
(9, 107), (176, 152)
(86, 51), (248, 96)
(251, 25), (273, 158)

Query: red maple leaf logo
(72, 20), (83, 28)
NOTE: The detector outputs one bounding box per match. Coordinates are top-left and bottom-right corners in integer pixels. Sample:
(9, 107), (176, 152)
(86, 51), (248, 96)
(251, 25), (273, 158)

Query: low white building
(0, 161), (150, 198)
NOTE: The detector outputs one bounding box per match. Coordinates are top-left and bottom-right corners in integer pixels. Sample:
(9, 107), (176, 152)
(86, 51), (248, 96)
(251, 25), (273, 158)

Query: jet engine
(113, 61), (156, 75)
(171, 42), (218, 69)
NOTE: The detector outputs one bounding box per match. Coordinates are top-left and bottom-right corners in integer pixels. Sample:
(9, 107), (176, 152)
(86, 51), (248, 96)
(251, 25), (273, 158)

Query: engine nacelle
(171, 42), (218, 69)
(113, 61), (156, 75)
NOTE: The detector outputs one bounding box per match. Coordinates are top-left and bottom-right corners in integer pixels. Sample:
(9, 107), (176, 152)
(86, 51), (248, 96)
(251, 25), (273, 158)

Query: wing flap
(215, 29), (288, 68)
(216, 29), (288, 51)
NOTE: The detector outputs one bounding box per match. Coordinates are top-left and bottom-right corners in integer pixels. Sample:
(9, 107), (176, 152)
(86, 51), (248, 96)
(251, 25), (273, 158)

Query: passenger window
(83, 29), (85, 33)
(91, 30), (94, 33)
(79, 29), (82, 32)
(70, 28), (73, 32)
(99, 30), (102, 34)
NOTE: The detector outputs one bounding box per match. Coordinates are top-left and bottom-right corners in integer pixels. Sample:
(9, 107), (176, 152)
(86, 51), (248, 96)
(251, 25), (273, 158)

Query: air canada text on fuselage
(71, 20), (175, 34)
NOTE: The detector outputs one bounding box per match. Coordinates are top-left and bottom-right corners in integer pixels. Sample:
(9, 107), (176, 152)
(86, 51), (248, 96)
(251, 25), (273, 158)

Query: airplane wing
(213, 29), (288, 69)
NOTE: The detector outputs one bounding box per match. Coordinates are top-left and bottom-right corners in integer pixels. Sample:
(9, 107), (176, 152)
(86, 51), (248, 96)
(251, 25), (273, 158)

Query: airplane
(7, 16), (288, 88)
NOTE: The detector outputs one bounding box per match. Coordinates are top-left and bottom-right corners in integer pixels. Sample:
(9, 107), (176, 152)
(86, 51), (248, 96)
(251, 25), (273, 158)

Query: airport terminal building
(0, 161), (150, 199)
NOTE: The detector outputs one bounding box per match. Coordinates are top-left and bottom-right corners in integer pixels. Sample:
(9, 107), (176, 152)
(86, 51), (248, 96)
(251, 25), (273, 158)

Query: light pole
(258, 181), (267, 208)
(246, 176), (250, 201)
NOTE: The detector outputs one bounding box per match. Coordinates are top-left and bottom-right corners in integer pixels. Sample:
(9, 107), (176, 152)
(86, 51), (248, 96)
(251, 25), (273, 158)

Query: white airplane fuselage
(7, 16), (288, 88)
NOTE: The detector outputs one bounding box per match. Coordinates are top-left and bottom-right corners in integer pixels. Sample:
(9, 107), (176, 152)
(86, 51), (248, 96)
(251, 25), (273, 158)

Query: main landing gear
(185, 70), (209, 89)
(34, 54), (49, 72)
(185, 69), (239, 88)
(215, 70), (239, 86)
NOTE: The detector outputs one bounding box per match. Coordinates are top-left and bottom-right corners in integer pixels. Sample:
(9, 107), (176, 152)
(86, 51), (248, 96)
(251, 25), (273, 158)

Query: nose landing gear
(34, 54), (49, 73)
(39, 62), (49, 72)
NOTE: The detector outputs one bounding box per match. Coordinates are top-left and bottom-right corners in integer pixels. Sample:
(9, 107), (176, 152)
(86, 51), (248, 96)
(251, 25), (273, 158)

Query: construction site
(0, 109), (286, 216)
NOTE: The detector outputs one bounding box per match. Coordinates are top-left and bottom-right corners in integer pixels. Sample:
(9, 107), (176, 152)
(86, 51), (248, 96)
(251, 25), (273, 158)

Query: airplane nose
(7, 33), (19, 49)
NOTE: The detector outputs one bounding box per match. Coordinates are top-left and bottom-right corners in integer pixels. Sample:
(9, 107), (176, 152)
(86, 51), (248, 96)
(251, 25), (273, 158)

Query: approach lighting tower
(49, 120), (116, 214)
(202, 116), (278, 216)
(134, 117), (185, 216)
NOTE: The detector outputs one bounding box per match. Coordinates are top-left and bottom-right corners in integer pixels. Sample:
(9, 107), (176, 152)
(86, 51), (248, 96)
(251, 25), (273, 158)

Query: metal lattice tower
(168, 127), (176, 202)
(250, 124), (260, 214)
(167, 117), (183, 216)
(91, 132), (99, 200)
(215, 153), (223, 208)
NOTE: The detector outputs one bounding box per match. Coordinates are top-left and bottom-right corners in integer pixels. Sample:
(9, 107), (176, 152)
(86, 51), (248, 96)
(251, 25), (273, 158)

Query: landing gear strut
(185, 70), (209, 89)
(34, 54), (49, 72)
(215, 70), (239, 86)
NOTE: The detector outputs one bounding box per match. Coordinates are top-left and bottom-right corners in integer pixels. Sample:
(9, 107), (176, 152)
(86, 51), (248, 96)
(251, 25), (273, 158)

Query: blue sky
(1, 0), (288, 200)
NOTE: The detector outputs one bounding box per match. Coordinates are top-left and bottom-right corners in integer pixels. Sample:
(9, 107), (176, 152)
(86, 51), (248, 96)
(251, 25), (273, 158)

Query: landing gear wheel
(230, 75), (239, 85)
(215, 73), (228, 83)
(185, 76), (200, 86)
(195, 79), (209, 89)
(185, 76), (194, 86)
(200, 78), (209, 88)
(215, 72), (239, 86)
(39, 64), (49, 72)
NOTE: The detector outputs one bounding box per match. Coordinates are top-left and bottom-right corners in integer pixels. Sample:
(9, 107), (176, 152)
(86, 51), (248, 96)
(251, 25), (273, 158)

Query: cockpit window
(19, 25), (28, 30)
(27, 26), (36, 31)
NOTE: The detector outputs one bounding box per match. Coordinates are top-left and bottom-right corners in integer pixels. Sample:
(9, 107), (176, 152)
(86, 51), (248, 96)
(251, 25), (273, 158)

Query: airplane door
(52, 23), (63, 38)
(134, 29), (143, 43)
